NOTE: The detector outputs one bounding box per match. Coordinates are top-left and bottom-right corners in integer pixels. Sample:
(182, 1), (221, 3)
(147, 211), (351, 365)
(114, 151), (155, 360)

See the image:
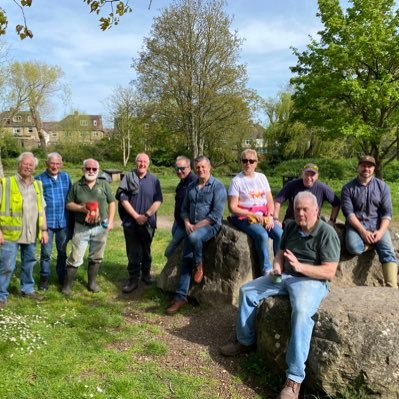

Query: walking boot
(122, 277), (139, 293)
(62, 266), (78, 295)
(38, 276), (49, 291)
(382, 262), (398, 288)
(88, 262), (101, 293)
(277, 378), (301, 399)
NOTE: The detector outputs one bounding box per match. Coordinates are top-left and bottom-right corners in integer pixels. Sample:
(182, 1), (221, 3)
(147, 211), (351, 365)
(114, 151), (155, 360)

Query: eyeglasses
(241, 159), (257, 164)
(175, 166), (187, 172)
(85, 167), (98, 172)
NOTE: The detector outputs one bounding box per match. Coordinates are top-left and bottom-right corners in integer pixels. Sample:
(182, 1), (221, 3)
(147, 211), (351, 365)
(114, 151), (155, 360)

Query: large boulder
(157, 222), (259, 306)
(256, 287), (399, 398)
(255, 223), (399, 397)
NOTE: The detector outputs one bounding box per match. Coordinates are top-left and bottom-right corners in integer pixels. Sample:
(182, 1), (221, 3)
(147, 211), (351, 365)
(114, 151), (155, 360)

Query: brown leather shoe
(220, 340), (255, 356)
(165, 299), (188, 315)
(192, 263), (204, 284)
(277, 378), (301, 399)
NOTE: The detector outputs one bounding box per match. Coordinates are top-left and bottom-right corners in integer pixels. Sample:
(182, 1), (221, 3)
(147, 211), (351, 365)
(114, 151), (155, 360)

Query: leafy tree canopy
(290, 0), (399, 173)
(0, 0), (135, 39)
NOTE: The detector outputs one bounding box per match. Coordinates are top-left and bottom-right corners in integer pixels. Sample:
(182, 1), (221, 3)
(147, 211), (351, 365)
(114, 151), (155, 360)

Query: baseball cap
(303, 163), (319, 173)
(358, 155), (376, 166)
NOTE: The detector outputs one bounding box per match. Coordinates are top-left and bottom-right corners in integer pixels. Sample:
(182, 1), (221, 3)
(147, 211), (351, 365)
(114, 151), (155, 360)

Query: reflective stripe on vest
(0, 177), (44, 241)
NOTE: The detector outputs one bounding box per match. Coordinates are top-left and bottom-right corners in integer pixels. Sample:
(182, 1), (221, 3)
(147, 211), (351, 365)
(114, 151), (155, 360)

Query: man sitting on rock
(220, 191), (340, 399)
(165, 155), (227, 315)
(341, 155), (398, 288)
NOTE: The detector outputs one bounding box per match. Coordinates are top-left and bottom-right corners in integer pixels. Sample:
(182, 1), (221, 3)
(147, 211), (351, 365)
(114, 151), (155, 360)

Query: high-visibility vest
(0, 176), (45, 241)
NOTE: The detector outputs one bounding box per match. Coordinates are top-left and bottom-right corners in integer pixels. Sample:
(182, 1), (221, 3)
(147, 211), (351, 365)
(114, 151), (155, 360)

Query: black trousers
(123, 224), (155, 279)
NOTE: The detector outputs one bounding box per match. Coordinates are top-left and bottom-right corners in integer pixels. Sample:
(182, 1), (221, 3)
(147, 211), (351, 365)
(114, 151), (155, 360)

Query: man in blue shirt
(35, 152), (71, 290)
(341, 155), (397, 288)
(164, 155), (196, 258)
(166, 156), (227, 315)
(118, 153), (163, 293)
(274, 163), (340, 226)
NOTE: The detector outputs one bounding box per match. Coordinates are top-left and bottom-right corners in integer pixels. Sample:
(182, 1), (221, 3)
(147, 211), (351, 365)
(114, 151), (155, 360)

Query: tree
(6, 61), (65, 149)
(105, 84), (144, 167)
(0, 0), (135, 39)
(134, 0), (252, 159)
(290, 0), (399, 175)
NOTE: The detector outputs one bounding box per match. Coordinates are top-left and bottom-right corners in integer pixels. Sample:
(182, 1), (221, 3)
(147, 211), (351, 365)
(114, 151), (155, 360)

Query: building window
(144, 123), (149, 130)
(80, 120), (88, 126)
(28, 128), (33, 133)
(27, 115), (32, 123)
(12, 115), (22, 122)
(13, 128), (21, 135)
(244, 139), (251, 146)
(93, 120), (97, 127)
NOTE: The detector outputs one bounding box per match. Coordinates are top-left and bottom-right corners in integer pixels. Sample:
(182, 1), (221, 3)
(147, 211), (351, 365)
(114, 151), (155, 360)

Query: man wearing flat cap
(341, 155), (397, 288)
(274, 163), (340, 226)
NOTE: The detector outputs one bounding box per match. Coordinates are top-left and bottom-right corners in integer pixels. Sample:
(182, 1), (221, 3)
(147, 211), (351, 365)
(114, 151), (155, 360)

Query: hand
(264, 216), (274, 231)
(360, 229), (375, 245)
(0, 230), (4, 245)
(283, 249), (303, 273)
(184, 221), (195, 234)
(371, 230), (384, 243)
(41, 231), (49, 245)
(106, 220), (114, 231)
(136, 214), (148, 225)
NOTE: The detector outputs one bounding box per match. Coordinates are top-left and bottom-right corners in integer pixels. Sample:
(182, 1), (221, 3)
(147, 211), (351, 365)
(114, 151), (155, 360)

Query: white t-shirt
(228, 172), (271, 212)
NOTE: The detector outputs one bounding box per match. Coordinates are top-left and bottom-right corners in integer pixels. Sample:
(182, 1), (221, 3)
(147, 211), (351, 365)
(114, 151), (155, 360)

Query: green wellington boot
(382, 262), (398, 288)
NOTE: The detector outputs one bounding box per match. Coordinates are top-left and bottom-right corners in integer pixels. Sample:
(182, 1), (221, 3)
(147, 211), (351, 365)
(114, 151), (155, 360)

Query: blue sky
(4, 0), (324, 126)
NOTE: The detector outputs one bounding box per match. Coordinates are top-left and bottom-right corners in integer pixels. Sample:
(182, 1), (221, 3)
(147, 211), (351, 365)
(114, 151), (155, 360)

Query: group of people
(0, 150), (397, 399)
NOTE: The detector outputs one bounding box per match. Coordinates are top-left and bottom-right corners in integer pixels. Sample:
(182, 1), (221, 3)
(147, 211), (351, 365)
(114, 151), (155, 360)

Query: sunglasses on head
(175, 166), (187, 172)
(241, 159), (257, 164)
(85, 167), (98, 172)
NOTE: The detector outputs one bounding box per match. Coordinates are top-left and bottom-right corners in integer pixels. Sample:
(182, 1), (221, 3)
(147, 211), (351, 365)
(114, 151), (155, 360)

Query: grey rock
(157, 222), (259, 306)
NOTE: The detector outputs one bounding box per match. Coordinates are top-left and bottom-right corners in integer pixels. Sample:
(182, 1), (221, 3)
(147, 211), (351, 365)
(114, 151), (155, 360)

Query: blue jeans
(174, 224), (220, 301)
(164, 223), (186, 257)
(345, 225), (397, 263)
(232, 217), (283, 273)
(236, 274), (329, 383)
(0, 241), (37, 301)
(40, 227), (69, 283)
(66, 223), (108, 268)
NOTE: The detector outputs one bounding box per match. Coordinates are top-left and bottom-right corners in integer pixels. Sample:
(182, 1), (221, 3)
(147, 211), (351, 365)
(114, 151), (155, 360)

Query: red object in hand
(86, 201), (99, 211)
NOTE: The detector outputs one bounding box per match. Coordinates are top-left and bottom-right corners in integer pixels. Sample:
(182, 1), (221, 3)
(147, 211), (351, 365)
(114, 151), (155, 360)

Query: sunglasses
(175, 166), (187, 172)
(241, 159), (257, 164)
(85, 167), (98, 172)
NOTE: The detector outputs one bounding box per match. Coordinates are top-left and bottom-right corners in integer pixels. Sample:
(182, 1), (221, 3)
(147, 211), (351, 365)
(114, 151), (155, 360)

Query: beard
(85, 172), (98, 182)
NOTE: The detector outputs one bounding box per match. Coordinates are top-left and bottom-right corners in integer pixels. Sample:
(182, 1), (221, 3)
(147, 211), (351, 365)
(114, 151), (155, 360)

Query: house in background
(242, 123), (266, 154)
(0, 110), (39, 149)
(1, 110), (105, 148)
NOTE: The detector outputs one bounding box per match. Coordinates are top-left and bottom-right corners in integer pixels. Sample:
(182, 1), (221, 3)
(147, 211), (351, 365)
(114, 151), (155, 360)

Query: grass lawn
(0, 160), (393, 398)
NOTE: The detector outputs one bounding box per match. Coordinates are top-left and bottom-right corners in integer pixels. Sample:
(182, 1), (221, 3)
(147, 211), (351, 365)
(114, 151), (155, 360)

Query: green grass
(0, 160), (388, 398)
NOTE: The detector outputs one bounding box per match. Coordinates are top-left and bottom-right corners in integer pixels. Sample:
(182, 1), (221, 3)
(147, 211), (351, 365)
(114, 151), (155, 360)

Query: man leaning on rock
(341, 155), (398, 288)
(220, 191), (340, 399)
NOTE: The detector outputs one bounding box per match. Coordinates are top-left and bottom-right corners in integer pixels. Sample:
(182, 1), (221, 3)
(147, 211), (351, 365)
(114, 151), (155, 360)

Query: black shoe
(39, 277), (49, 291)
(122, 278), (139, 293)
(141, 273), (154, 285)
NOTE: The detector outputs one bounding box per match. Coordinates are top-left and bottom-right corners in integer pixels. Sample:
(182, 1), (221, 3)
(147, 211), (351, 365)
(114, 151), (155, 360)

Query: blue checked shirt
(35, 170), (72, 229)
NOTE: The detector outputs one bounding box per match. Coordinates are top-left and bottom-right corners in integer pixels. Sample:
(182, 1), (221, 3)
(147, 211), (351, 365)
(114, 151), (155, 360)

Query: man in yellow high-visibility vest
(0, 152), (48, 308)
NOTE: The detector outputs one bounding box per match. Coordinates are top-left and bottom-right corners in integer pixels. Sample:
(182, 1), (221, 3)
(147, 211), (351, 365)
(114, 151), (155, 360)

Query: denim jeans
(164, 223), (186, 257)
(0, 241), (37, 301)
(66, 223), (108, 268)
(174, 224), (220, 301)
(236, 274), (329, 383)
(123, 224), (155, 279)
(345, 225), (397, 263)
(40, 227), (69, 283)
(231, 217), (283, 273)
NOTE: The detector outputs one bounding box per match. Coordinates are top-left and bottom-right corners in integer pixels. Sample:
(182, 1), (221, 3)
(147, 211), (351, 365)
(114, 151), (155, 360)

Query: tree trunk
(30, 106), (47, 150)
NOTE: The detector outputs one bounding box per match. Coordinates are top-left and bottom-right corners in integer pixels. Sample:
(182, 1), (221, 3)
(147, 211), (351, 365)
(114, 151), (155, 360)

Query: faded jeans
(231, 217), (283, 273)
(40, 227), (69, 283)
(164, 223), (186, 257)
(66, 222), (108, 268)
(236, 274), (329, 383)
(345, 225), (397, 263)
(0, 241), (37, 301)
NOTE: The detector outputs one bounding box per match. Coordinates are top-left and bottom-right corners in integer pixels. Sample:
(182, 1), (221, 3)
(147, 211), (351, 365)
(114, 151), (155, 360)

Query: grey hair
(47, 152), (63, 162)
(135, 153), (150, 164)
(18, 152), (39, 167)
(175, 155), (191, 166)
(294, 191), (318, 208)
(194, 155), (211, 166)
(83, 158), (100, 169)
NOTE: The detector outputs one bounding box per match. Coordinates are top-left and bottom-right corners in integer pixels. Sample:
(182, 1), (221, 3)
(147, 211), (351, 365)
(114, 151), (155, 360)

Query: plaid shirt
(35, 170), (72, 229)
